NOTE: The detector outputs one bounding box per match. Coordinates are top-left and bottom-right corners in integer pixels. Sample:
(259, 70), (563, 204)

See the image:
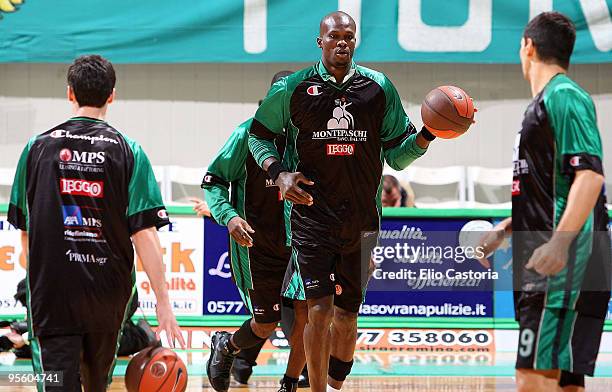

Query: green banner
(0, 0), (610, 63)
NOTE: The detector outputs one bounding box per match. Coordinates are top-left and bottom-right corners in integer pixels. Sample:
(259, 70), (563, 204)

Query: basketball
(125, 345), (188, 392)
(421, 86), (476, 139)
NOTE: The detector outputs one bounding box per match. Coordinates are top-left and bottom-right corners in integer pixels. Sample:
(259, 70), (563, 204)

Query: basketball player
(203, 72), (308, 392)
(478, 12), (610, 392)
(247, 12), (435, 392)
(7, 55), (184, 392)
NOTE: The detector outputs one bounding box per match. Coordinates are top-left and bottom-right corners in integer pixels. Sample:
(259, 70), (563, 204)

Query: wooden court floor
(6, 375), (612, 391)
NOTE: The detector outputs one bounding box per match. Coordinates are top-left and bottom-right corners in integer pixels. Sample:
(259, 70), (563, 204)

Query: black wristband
(420, 126), (437, 141)
(267, 161), (288, 182)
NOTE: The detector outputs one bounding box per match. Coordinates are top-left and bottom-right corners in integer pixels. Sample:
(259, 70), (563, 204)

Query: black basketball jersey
(8, 117), (169, 336)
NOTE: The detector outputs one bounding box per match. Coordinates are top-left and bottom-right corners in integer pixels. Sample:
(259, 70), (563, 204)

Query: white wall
(1, 62), (611, 176)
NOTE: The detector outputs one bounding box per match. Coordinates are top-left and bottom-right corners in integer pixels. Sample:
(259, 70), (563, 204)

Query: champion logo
(157, 209), (169, 219)
(307, 85), (322, 96)
(273, 303), (280, 311)
(335, 284), (343, 295)
(327, 144), (354, 156)
(569, 156), (581, 167)
(512, 179), (520, 196)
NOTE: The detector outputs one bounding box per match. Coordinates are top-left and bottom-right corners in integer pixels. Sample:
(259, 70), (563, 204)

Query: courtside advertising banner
(0, 218), (26, 315)
(203, 218), (249, 316)
(136, 216), (204, 316)
(0, 1), (610, 63)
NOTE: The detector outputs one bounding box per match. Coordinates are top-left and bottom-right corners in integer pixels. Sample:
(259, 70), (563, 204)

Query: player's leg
(208, 252), (284, 391)
(80, 331), (122, 392)
(327, 306), (357, 391)
(515, 292), (561, 392)
(31, 334), (82, 392)
(282, 300), (308, 389)
(326, 242), (372, 391)
(279, 253), (309, 390)
(231, 339), (266, 385)
(291, 239), (337, 392)
(304, 295), (335, 392)
(516, 369), (561, 392)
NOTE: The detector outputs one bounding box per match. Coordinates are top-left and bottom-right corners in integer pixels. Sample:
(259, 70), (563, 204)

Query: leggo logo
(59, 149), (105, 165)
(60, 178), (104, 198)
(327, 144), (354, 156)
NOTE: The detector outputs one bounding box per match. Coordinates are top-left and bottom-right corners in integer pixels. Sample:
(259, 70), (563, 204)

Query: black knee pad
(232, 318), (267, 349)
(559, 371), (585, 388)
(328, 355), (353, 382)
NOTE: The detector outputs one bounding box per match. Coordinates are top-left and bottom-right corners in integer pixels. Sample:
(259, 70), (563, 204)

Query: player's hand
(276, 172), (314, 206)
(228, 216), (255, 247)
(5, 332), (25, 349)
(526, 237), (570, 276)
(475, 228), (504, 269)
(155, 301), (186, 349)
(189, 197), (211, 217)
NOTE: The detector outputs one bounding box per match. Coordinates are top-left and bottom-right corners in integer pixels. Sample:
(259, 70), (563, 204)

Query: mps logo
(59, 149), (105, 165)
(60, 178), (104, 198)
(327, 144), (354, 156)
(62, 205), (102, 227)
(62, 205), (83, 226)
(307, 85), (322, 96)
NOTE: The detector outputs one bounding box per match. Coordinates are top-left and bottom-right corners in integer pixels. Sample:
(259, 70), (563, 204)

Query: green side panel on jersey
(9, 136), (37, 229)
(204, 119), (250, 226)
(545, 74), (602, 162)
(120, 133), (165, 217)
(543, 74), (600, 309)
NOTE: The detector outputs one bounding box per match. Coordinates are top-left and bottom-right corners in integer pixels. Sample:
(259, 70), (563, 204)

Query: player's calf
(328, 307), (358, 390)
(516, 369), (561, 392)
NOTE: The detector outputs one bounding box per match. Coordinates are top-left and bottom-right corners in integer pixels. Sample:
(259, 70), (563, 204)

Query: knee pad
(328, 355), (353, 382)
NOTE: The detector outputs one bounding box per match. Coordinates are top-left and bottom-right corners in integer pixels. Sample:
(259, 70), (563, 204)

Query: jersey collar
(316, 60), (356, 85)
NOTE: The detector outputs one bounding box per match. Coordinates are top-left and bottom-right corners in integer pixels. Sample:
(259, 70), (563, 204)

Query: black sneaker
(278, 380), (298, 392)
(207, 332), (238, 392)
(298, 367), (309, 388)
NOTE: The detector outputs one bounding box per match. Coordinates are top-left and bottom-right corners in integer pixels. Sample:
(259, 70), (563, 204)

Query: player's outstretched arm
(526, 170), (604, 276)
(476, 217), (512, 268)
(384, 129), (431, 170)
(132, 227), (186, 349)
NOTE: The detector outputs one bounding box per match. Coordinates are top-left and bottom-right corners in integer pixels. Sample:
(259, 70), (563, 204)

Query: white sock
(327, 385), (341, 392)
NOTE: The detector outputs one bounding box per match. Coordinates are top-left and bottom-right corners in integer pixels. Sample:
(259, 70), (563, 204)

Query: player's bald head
(319, 11), (356, 35)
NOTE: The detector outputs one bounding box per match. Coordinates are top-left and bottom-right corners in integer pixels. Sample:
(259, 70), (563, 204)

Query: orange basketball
(421, 85), (476, 139)
(125, 345), (188, 392)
